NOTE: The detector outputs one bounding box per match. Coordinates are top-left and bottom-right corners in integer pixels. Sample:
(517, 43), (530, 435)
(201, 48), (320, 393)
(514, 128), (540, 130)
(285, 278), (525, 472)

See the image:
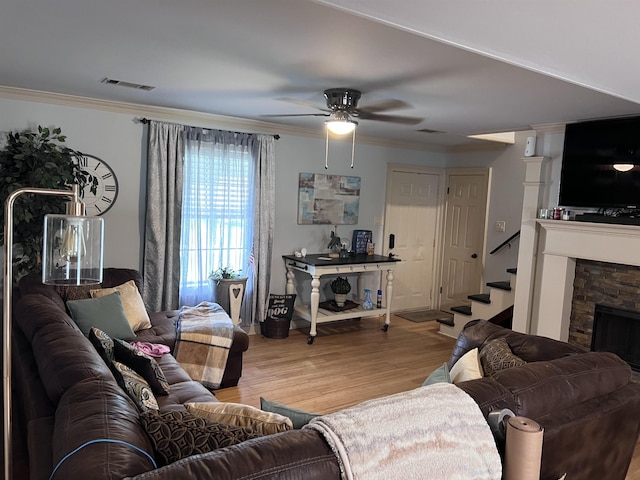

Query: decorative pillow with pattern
(113, 339), (170, 396)
(88, 327), (115, 364)
(111, 361), (159, 413)
(479, 338), (527, 376)
(185, 402), (292, 435)
(140, 410), (262, 466)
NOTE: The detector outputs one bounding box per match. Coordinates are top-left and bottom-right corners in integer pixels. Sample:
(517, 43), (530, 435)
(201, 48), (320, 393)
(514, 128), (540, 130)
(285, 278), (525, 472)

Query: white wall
(0, 94), (450, 306)
(445, 132), (532, 287)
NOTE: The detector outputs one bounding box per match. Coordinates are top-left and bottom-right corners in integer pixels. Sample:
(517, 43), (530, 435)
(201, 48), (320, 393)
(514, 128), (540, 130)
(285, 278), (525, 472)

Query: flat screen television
(559, 115), (640, 209)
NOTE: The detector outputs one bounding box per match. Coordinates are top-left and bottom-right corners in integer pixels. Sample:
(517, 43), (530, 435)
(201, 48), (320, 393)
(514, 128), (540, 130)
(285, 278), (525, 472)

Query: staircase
(437, 268), (517, 339)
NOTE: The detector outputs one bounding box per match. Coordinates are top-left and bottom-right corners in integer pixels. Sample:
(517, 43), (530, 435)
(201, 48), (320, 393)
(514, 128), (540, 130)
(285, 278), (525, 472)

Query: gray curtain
(142, 121), (185, 311)
(248, 134), (276, 324)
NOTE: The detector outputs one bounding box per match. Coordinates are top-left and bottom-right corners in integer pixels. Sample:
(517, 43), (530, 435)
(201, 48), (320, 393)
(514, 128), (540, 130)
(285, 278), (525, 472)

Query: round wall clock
(78, 154), (119, 216)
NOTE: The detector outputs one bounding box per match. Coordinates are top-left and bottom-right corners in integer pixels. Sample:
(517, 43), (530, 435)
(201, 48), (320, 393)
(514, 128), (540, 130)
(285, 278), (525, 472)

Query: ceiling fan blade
(356, 99), (412, 113)
(260, 113), (330, 118)
(275, 97), (330, 112)
(357, 111), (422, 125)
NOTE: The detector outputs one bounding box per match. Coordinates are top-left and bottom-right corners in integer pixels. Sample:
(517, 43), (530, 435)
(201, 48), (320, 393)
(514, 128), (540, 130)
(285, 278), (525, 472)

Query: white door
(383, 170), (441, 312)
(440, 171), (488, 309)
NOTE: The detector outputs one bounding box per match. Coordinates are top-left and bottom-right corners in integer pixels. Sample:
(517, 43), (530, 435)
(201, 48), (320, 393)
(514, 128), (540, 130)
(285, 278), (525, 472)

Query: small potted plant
(208, 266), (247, 324)
(330, 276), (351, 307)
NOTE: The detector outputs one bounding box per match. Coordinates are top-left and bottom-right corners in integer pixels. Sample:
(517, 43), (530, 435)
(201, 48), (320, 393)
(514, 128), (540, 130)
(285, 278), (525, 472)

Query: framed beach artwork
(297, 173), (361, 225)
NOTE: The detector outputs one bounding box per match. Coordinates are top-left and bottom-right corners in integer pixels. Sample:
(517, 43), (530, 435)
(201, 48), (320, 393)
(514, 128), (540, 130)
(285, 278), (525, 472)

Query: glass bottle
(362, 289), (373, 310)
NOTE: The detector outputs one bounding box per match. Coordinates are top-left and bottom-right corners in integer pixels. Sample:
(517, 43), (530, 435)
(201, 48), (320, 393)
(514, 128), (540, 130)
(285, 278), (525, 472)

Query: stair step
(486, 281), (511, 291)
(450, 305), (472, 316)
(506, 267), (517, 275)
(468, 293), (491, 304)
(436, 317), (455, 327)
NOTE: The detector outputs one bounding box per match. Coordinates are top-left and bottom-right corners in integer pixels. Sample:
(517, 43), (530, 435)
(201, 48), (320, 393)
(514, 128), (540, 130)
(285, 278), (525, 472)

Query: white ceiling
(1, 0), (639, 149)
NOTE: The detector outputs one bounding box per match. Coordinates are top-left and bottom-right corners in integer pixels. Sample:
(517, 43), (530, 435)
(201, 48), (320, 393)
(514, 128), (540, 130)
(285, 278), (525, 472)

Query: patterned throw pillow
(140, 410), (263, 466)
(111, 361), (159, 413)
(113, 339), (170, 396)
(185, 402), (293, 435)
(88, 327), (115, 364)
(479, 338), (527, 376)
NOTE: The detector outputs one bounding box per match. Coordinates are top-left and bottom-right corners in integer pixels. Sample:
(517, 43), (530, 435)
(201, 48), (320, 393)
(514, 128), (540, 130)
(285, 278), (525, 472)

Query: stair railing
(489, 230), (520, 255)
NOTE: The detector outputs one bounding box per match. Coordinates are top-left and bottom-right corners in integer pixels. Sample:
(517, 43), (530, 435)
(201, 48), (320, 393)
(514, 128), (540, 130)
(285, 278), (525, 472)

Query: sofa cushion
(114, 339), (170, 396)
(67, 292), (136, 340)
(185, 402), (293, 435)
(260, 397), (320, 429)
(479, 338), (526, 376)
(449, 347), (484, 384)
(140, 410), (262, 466)
(91, 280), (152, 331)
(422, 362), (452, 386)
(51, 378), (156, 479)
(111, 361), (159, 413)
(88, 327), (115, 364)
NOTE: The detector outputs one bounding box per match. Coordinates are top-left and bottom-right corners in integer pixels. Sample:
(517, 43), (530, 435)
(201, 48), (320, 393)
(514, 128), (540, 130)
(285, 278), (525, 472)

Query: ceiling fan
(263, 88), (423, 134)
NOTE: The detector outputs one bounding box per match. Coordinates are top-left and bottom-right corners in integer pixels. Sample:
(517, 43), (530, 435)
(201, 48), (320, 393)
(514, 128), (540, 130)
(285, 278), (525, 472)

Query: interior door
(440, 171), (488, 309)
(383, 169), (441, 312)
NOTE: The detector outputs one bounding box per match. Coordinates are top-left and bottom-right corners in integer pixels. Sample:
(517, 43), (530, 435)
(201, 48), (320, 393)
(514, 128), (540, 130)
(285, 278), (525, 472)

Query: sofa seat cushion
(153, 354), (218, 409)
(135, 311), (180, 349)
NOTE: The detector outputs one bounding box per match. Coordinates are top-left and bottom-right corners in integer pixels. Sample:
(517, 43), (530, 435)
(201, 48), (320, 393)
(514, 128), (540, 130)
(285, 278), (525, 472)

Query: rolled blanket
(175, 302), (235, 389)
(130, 342), (170, 358)
(304, 383), (501, 480)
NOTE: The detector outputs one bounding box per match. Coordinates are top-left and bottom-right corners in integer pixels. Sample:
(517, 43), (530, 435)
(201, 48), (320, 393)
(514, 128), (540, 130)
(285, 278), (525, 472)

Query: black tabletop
(283, 253), (399, 266)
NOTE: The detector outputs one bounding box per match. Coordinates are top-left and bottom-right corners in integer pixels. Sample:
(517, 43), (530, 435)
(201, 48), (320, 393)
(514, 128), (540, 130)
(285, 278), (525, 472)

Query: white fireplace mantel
(522, 219), (640, 341)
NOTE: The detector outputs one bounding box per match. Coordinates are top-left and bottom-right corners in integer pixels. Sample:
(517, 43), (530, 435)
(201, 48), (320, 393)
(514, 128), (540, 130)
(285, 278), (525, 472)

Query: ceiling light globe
(613, 163), (634, 172)
(326, 120), (356, 135)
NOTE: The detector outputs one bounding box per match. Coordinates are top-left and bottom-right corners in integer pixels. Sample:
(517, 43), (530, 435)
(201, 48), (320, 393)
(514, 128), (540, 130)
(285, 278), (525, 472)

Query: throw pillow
(266, 294), (297, 320)
(449, 347), (484, 384)
(422, 362), (451, 386)
(67, 292), (136, 340)
(479, 338), (527, 376)
(113, 339), (170, 396)
(140, 410), (262, 466)
(111, 361), (159, 413)
(259, 397), (320, 429)
(88, 327), (115, 364)
(90, 280), (152, 331)
(185, 402), (292, 435)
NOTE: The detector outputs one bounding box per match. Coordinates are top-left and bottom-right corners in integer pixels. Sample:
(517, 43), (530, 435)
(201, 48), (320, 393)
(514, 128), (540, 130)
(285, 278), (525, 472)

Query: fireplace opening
(592, 304), (640, 371)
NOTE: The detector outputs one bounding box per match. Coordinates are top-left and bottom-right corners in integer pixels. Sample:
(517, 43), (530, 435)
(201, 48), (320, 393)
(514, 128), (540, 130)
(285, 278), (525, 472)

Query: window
(179, 135), (255, 307)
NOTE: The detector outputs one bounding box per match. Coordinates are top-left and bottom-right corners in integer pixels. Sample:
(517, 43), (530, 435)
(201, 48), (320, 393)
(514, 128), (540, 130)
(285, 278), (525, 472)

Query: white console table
(283, 254), (400, 344)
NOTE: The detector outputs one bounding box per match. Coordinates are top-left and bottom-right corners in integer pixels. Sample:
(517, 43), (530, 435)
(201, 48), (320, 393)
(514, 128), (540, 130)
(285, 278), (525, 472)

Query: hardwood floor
(215, 314), (640, 479)
(216, 315), (455, 413)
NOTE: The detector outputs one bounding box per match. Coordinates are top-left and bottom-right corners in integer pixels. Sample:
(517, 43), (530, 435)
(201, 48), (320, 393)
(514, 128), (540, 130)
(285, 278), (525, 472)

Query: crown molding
(531, 122), (565, 135)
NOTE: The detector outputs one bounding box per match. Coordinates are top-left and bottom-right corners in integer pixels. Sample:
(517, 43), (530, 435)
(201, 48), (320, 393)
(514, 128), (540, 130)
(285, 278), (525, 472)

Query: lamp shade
(326, 119), (357, 135)
(42, 214), (104, 285)
(613, 163), (634, 172)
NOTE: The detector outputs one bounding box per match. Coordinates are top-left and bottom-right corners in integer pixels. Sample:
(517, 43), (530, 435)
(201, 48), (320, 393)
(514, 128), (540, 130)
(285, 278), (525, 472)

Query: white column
(534, 254), (575, 341)
(512, 157), (546, 334)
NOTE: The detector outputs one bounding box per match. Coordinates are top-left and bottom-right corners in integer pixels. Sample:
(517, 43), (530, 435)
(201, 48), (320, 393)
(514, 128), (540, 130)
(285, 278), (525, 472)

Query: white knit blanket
(304, 383), (502, 480)
(175, 302), (234, 389)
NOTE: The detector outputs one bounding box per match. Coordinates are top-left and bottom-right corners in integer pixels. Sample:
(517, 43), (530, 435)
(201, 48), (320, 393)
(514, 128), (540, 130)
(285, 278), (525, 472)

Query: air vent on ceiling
(416, 128), (444, 134)
(101, 77), (155, 91)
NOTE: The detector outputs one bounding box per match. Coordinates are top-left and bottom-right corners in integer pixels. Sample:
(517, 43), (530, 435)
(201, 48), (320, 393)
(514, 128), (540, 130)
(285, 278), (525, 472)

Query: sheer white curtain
(179, 128), (256, 322)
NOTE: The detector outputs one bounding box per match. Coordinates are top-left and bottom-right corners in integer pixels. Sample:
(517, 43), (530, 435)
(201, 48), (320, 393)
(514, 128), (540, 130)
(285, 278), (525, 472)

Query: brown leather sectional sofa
(11, 268), (640, 479)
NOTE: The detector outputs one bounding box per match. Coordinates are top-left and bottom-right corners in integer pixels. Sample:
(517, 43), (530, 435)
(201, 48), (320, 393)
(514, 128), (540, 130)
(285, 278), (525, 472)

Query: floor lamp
(3, 185), (104, 480)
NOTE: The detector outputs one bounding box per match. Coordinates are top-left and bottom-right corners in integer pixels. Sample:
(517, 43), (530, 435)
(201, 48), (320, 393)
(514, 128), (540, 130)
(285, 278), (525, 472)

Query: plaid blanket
(175, 302), (235, 389)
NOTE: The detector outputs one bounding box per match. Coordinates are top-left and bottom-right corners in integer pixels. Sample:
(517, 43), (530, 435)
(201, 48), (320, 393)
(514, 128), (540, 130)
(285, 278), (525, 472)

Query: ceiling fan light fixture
(325, 111), (357, 135)
(614, 163), (634, 172)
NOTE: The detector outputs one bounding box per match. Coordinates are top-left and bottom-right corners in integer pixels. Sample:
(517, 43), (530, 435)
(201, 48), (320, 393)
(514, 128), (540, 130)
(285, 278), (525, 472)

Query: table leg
(308, 275), (320, 344)
(383, 269), (394, 332)
(285, 266), (296, 295)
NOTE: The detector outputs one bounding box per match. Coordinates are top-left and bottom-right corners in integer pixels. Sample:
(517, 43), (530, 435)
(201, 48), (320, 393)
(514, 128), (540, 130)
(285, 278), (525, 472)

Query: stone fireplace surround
(569, 259), (640, 350)
(515, 219), (640, 342)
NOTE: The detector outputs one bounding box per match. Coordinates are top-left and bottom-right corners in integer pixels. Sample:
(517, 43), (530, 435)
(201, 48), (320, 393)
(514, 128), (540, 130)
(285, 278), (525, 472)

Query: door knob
(471, 253), (478, 259)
